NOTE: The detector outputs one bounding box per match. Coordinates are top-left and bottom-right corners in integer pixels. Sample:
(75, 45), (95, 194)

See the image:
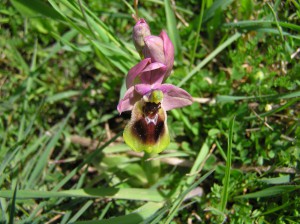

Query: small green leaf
(11, 0), (63, 20)
(0, 188), (165, 202)
(258, 175), (290, 185)
(235, 185), (300, 199)
(73, 202), (164, 224)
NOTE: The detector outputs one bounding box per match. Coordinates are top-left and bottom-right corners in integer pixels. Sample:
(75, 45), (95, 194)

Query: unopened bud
(133, 19), (151, 55)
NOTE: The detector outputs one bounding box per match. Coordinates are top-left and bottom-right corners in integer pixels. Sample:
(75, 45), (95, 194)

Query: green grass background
(0, 0), (300, 223)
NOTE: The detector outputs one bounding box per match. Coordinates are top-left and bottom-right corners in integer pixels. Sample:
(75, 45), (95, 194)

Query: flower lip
(123, 99), (170, 154)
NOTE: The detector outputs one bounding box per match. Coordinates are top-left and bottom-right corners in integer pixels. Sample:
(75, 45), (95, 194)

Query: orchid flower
(118, 18), (193, 153)
(118, 80), (193, 153)
(121, 85), (192, 153)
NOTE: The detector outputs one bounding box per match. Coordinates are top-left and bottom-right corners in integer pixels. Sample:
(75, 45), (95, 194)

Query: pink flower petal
(159, 84), (193, 111)
(142, 62), (166, 72)
(134, 84), (152, 96)
(143, 35), (165, 64)
(117, 86), (141, 114)
(126, 58), (151, 89)
(160, 30), (174, 79)
(140, 62), (167, 85)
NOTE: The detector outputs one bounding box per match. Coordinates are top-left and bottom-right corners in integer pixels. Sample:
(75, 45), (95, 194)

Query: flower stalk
(143, 153), (161, 186)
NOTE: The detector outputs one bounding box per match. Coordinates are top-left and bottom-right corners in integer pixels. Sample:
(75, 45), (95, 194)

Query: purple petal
(160, 30), (174, 78)
(134, 84), (152, 96)
(142, 62), (166, 72)
(140, 62), (167, 85)
(117, 86), (141, 114)
(158, 84), (193, 111)
(126, 58), (151, 89)
(143, 35), (165, 64)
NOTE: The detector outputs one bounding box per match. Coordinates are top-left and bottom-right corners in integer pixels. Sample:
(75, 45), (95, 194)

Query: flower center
(145, 113), (158, 125)
(142, 102), (161, 125)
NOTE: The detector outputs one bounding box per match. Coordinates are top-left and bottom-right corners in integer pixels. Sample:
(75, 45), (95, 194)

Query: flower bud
(143, 31), (174, 79)
(143, 36), (165, 64)
(133, 19), (151, 55)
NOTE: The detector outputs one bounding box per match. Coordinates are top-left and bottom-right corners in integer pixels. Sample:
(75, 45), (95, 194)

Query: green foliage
(1, 0), (299, 223)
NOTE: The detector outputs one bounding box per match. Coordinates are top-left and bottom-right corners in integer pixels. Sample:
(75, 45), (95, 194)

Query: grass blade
(223, 20), (300, 32)
(98, 202), (113, 220)
(216, 95), (262, 103)
(258, 175), (290, 185)
(68, 200), (94, 223)
(203, 0), (234, 22)
(259, 202), (291, 217)
(8, 184), (17, 224)
(266, 2), (284, 41)
(190, 0), (205, 68)
(73, 202), (164, 224)
(178, 32), (241, 87)
(245, 98), (299, 120)
(45, 90), (81, 103)
(220, 116), (235, 212)
(51, 132), (122, 192)
(235, 185), (300, 199)
(0, 188), (165, 202)
(186, 137), (213, 185)
(164, 0), (182, 59)
(164, 169), (215, 224)
(0, 141), (23, 177)
(217, 90), (300, 103)
(26, 107), (76, 188)
(11, 0), (62, 20)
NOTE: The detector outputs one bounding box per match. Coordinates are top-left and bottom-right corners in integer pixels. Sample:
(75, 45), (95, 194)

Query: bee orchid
(118, 18), (192, 153)
(118, 81), (193, 153)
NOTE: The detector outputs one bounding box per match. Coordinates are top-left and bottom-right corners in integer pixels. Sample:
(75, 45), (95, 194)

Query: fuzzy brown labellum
(123, 100), (170, 153)
(132, 102), (164, 144)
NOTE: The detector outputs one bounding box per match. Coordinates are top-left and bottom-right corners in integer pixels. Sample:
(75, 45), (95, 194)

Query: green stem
(143, 153), (160, 186)
(190, 0), (205, 69)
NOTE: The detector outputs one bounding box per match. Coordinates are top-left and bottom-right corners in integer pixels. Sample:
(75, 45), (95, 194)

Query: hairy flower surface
(123, 90), (170, 153)
(118, 18), (192, 153)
